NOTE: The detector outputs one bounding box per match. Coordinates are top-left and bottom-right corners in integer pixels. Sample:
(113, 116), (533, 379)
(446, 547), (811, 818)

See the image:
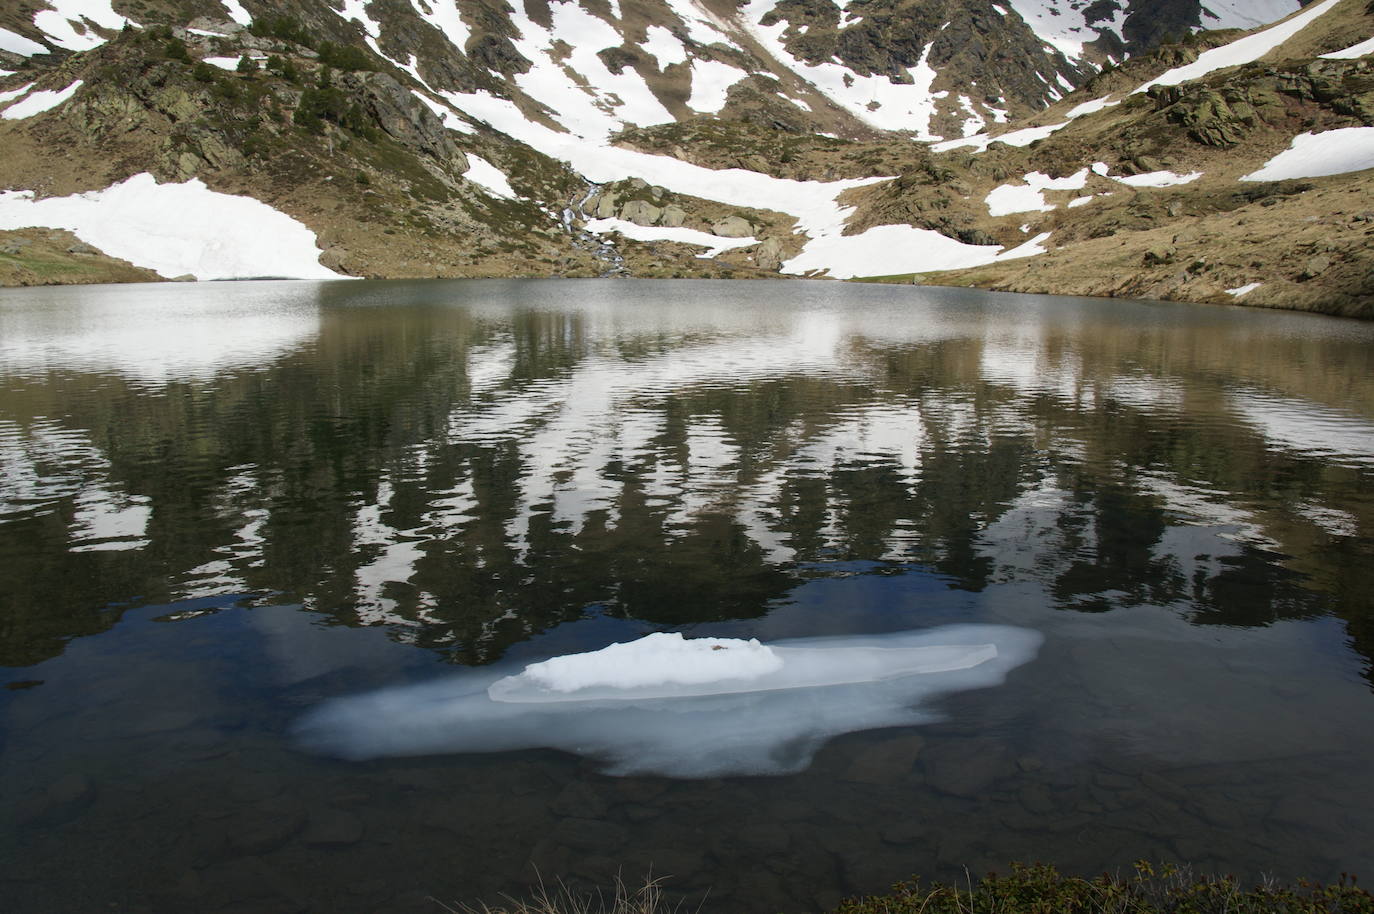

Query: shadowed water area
(1, 278), (1373, 914)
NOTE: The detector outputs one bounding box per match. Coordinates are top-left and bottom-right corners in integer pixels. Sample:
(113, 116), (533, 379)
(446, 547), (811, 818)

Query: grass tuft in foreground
(837, 863), (1373, 914)
(439, 874), (681, 914)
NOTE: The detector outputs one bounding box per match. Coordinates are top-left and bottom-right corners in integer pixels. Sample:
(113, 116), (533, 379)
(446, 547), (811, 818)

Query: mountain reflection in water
(1, 278), (1372, 914)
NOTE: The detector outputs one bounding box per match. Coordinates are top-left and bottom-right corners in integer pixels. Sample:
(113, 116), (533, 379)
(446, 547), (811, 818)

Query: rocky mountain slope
(0, 0), (1370, 316)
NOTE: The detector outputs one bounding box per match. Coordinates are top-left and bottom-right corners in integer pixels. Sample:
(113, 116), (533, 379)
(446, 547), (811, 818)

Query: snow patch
(1065, 95), (1119, 119)
(408, 0), (470, 56)
(0, 173), (341, 280)
(686, 59), (748, 113)
(742, 0), (944, 137)
(412, 90), (475, 134)
(641, 25), (688, 68)
(203, 56), (247, 71)
(0, 82), (35, 106)
(584, 217), (757, 258)
(1240, 127), (1374, 182)
(985, 168), (1089, 216)
(221, 0), (252, 26)
(664, 0), (740, 48)
(1, 79), (82, 120)
(1226, 282), (1262, 297)
(1136, 0), (1341, 93)
(1321, 36), (1374, 60)
(931, 122), (1067, 153)
(1113, 170), (1202, 187)
(33, 0), (130, 52)
(0, 28), (48, 56)
(1196, 0), (1301, 31)
(463, 153), (519, 199)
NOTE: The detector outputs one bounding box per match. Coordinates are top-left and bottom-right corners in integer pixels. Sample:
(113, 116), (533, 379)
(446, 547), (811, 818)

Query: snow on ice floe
(584, 217), (758, 258)
(462, 153), (519, 199)
(0, 173), (340, 280)
(1322, 36), (1374, 60)
(1240, 127), (1374, 182)
(33, 0), (131, 52)
(0, 28), (48, 56)
(1135, 0), (1341, 93)
(1, 79), (82, 119)
(295, 624), (1043, 776)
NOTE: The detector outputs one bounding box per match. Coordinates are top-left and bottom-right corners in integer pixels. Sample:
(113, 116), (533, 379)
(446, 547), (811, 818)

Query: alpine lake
(1, 278), (1372, 914)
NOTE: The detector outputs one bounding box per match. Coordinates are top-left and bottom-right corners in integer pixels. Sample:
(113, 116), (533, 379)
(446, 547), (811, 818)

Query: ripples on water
(1, 279), (1373, 914)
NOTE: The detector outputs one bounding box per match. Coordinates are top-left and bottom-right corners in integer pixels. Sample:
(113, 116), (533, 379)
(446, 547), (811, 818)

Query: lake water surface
(1, 279), (1373, 914)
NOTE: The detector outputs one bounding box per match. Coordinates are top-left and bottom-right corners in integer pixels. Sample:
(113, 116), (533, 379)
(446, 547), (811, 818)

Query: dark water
(1, 279), (1373, 914)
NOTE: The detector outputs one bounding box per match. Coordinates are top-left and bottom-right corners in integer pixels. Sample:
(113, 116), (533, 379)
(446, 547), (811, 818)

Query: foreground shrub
(835, 863), (1373, 914)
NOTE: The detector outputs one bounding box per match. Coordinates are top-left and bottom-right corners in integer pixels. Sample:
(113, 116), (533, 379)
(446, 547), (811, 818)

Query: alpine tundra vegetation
(1, 0), (1371, 314)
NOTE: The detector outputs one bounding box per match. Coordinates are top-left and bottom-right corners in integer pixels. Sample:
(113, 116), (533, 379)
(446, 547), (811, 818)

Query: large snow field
(0, 174), (340, 280)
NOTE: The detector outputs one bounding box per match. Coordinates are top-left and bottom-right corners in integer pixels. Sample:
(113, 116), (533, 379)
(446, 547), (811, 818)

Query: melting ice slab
(296, 625), (1042, 777)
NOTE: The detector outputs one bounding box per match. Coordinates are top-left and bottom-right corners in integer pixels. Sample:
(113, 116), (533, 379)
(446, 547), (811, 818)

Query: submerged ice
(295, 625), (1042, 777)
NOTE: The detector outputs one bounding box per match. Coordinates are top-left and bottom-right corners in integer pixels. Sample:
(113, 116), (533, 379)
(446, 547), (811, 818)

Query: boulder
(711, 216), (753, 238)
(660, 204), (687, 227)
(1300, 253), (1332, 280)
(754, 236), (785, 271)
(619, 199), (663, 226)
(594, 192), (620, 218)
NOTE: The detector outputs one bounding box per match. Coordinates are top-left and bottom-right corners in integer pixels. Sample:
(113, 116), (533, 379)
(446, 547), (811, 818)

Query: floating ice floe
(296, 624), (1043, 777)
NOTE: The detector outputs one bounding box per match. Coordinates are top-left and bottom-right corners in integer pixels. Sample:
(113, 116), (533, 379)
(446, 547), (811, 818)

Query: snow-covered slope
(0, 0), (1366, 302)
